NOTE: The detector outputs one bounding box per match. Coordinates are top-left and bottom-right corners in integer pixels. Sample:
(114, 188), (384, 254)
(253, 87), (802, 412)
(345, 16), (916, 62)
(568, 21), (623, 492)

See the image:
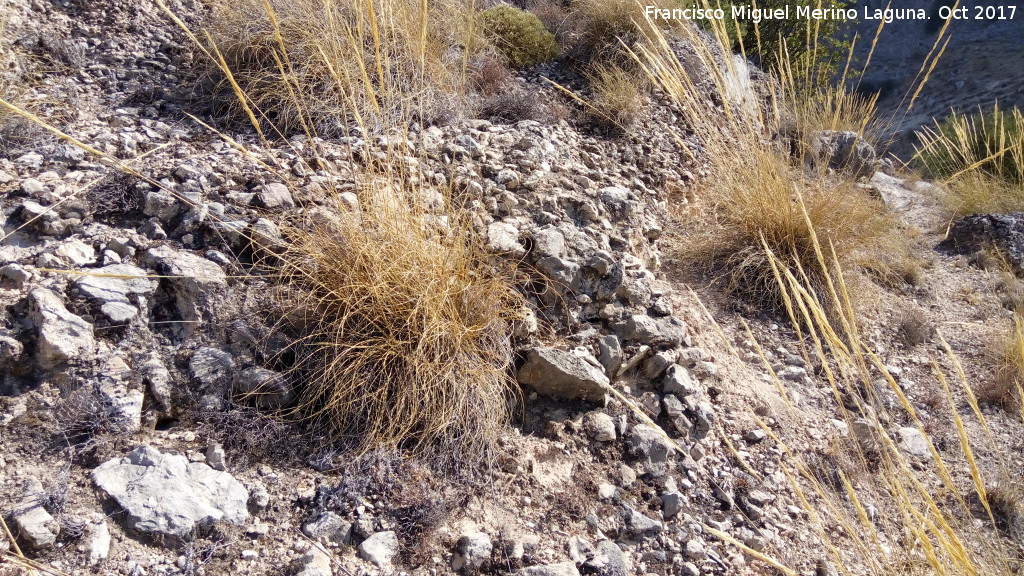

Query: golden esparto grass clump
(981, 312), (1024, 415)
(152, 0), (524, 461)
(631, 21), (912, 309)
(202, 0), (480, 133)
(274, 181), (522, 460)
(915, 104), (1024, 215)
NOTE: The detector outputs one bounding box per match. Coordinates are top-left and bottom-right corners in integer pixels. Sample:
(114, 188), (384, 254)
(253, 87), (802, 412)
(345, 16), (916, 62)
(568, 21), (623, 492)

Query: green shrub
(717, 0), (854, 88)
(479, 5), (559, 68)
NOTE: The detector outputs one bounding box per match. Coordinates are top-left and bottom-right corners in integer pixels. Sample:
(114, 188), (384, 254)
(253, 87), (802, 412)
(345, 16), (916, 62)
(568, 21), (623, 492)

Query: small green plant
(479, 5), (559, 69)
(565, 0), (686, 63)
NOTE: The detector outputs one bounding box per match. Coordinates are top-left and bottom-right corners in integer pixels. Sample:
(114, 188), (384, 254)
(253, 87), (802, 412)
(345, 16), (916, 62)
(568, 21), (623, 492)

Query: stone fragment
(92, 446), (249, 541)
(28, 288), (95, 369)
(597, 335), (623, 377)
(0, 263), (31, 286)
(583, 411), (617, 442)
(487, 221), (525, 257)
(626, 424), (671, 465)
(143, 191), (180, 222)
(897, 427), (932, 460)
(808, 130), (876, 176)
(358, 531), (400, 567)
(515, 562), (581, 576)
(617, 314), (687, 346)
(517, 347), (609, 402)
(452, 531), (492, 571)
(10, 477), (59, 549)
(623, 505), (662, 537)
(189, 347), (235, 394)
(141, 245), (226, 337)
(87, 520), (111, 565)
(661, 492), (683, 519)
(54, 239), (97, 266)
(254, 183), (295, 209)
(302, 512), (352, 545)
(589, 540), (629, 576)
(291, 550), (333, 576)
(232, 366), (293, 409)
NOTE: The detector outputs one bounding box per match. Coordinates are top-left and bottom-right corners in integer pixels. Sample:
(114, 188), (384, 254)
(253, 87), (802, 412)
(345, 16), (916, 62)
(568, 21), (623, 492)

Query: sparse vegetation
(760, 200), (1022, 576)
(634, 21), (910, 309)
(200, 0), (480, 133)
(479, 5), (559, 69)
(982, 312), (1024, 414)
(916, 104), (1024, 215)
(159, 0), (526, 463)
(584, 63), (644, 132)
(918, 104), (1024, 183)
(718, 0), (855, 88)
(897, 309), (933, 346)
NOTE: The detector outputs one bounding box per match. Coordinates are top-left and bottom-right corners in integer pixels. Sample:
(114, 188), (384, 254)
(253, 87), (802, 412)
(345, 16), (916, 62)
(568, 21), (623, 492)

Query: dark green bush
(479, 5), (559, 68)
(717, 0), (854, 86)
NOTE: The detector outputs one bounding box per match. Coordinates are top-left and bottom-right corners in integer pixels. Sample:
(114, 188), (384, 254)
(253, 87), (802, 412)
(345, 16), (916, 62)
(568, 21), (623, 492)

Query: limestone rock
(74, 263), (158, 322)
(92, 446), (249, 541)
(291, 550), (333, 576)
(254, 182), (295, 209)
(589, 540), (629, 576)
(28, 288), (95, 369)
(86, 520), (111, 565)
(617, 314), (687, 346)
(808, 130), (876, 176)
(515, 562), (581, 576)
(517, 347), (610, 402)
(487, 221), (526, 257)
(54, 239), (97, 266)
(141, 245), (226, 337)
(897, 427), (932, 460)
(357, 531), (399, 567)
(623, 505), (663, 537)
(452, 531), (492, 571)
(10, 477), (59, 550)
(232, 366), (293, 409)
(189, 347), (235, 393)
(583, 411), (617, 442)
(302, 512), (352, 545)
(948, 212), (1024, 271)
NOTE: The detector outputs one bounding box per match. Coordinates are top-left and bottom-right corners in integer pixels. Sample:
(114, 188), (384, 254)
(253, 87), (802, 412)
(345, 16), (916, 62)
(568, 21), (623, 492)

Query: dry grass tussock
(157, 1), (529, 462)
(584, 63), (644, 132)
(200, 0), (480, 134)
(0, 31), (49, 157)
(915, 104), (1024, 216)
(981, 312), (1024, 415)
(271, 180), (522, 460)
(777, 50), (886, 160)
(632, 22), (913, 309)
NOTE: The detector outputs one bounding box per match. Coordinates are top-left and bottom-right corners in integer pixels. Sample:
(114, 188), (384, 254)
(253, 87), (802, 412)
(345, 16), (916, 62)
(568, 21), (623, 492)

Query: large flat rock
(92, 446), (249, 541)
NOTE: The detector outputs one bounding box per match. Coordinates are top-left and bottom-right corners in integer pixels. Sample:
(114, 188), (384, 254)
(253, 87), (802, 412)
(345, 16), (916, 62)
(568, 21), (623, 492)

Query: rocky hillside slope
(2, 1), (1023, 576)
